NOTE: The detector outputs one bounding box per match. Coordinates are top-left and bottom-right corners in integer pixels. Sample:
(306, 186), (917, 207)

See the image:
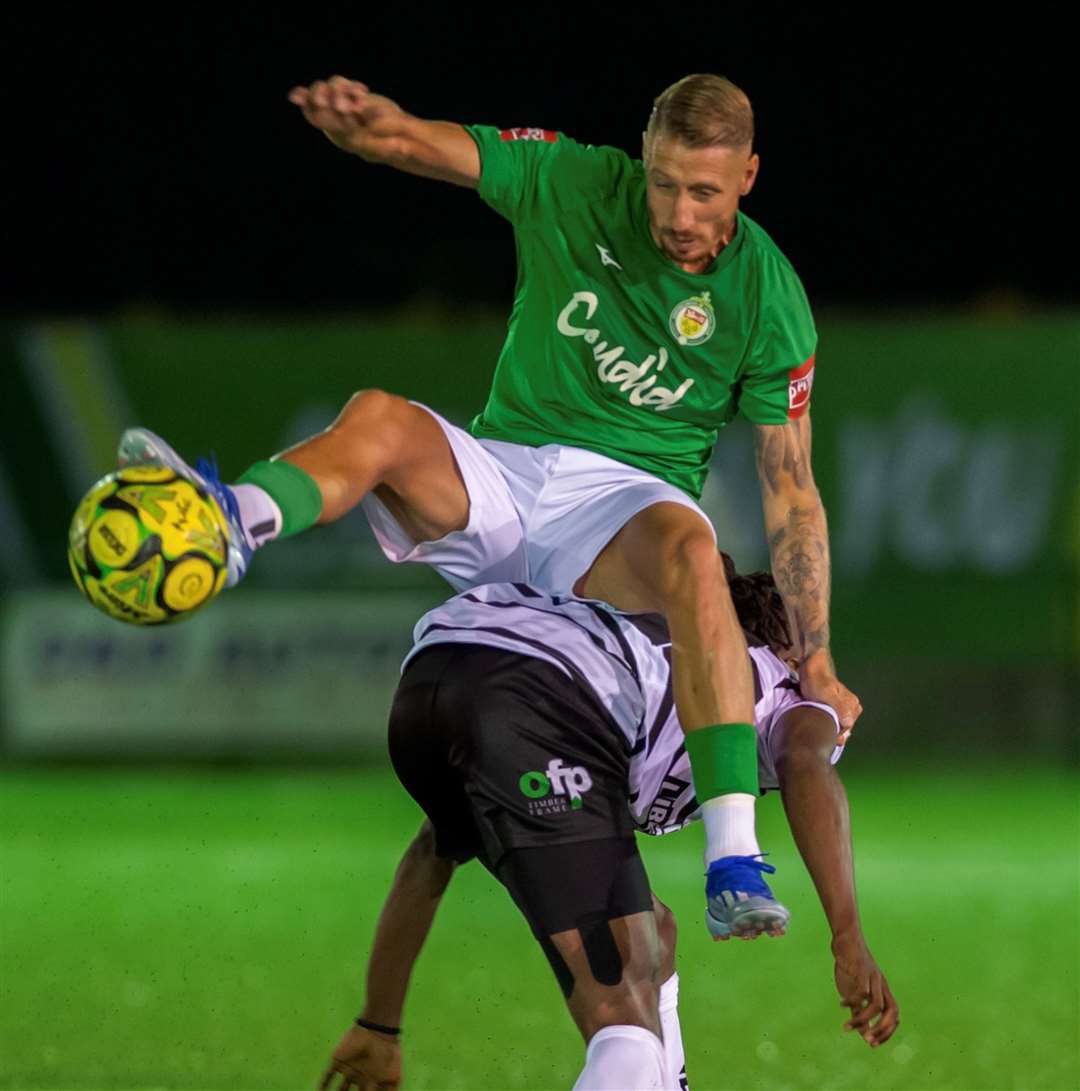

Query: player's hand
(319, 1024), (402, 1091)
(288, 76), (406, 158)
(799, 651), (863, 731)
(832, 933), (899, 1048)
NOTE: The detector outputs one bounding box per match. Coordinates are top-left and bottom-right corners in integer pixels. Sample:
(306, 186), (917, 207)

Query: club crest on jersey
(669, 292), (716, 347)
(787, 355), (815, 419)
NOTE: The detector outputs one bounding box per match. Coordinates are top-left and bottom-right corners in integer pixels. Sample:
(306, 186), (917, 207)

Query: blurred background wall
(3, 12), (1077, 763)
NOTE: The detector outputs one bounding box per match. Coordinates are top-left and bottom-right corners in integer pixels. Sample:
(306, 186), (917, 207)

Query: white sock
(230, 483), (283, 549)
(700, 793), (760, 866)
(659, 973), (688, 1091)
(573, 1024), (666, 1091)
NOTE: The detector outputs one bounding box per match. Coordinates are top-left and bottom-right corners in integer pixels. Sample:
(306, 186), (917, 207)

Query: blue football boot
(705, 855), (790, 940)
(118, 428), (252, 587)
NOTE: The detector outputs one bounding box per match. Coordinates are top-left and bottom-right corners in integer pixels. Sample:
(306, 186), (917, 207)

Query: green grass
(1, 765), (1077, 1090)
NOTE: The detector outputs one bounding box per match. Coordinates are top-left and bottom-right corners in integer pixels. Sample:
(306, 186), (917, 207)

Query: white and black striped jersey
(405, 583), (842, 837)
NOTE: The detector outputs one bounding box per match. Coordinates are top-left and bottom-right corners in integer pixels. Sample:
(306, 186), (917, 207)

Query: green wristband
(684, 722), (759, 800)
(236, 459), (323, 539)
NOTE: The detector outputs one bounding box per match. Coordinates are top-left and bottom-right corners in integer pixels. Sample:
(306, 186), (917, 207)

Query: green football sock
(684, 723), (759, 800)
(236, 460), (322, 539)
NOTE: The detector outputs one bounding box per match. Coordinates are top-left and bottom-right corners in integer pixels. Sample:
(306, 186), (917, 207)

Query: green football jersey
(465, 124), (817, 500)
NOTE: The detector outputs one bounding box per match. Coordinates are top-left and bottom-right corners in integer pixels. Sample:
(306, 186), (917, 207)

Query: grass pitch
(1, 764), (1077, 1091)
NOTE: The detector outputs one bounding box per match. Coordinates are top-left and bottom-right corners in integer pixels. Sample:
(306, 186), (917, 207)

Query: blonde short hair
(645, 74), (754, 152)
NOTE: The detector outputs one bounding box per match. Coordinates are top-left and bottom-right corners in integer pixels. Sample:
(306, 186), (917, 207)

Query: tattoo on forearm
(755, 418), (832, 660)
(768, 507), (831, 659)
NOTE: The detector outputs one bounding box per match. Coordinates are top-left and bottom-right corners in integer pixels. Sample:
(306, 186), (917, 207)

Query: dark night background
(3, 17), (1078, 1089)
(8, 11), (1073, 314)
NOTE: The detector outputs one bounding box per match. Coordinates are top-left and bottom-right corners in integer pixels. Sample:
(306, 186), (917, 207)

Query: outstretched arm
(754, 415), (862, 729)
(319, 820), (455, 1091)
(289, 76), (481, 188)
(772, 706), (899, 1048)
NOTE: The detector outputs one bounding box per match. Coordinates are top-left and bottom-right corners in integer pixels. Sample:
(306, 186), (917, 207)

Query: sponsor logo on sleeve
(500, 128), (558, 142)
(787, 355), (816, 419)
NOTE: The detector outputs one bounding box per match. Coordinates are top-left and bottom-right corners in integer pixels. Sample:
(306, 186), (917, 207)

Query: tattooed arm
(754, 414), (863, 728)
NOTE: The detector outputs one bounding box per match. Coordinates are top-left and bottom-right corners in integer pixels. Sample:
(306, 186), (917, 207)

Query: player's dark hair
(645, 74), (754, 152)
(721, 552), (792, 653)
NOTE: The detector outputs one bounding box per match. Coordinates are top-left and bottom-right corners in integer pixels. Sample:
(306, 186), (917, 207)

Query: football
(68, 465), (229, 625)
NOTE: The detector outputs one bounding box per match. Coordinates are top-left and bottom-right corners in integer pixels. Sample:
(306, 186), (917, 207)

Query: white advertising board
(1, 590), (442, 757)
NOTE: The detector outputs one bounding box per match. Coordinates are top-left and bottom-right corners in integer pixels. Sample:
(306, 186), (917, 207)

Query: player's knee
(577, 950), (661, 1040)
(618, 921), (664, 1007)
(335, 388), (410, 439)
(553, 914), (662, 1004)
(337, 387), (407, 422)
(406, 819), (439, 861)
(327, 388), (413, 467)
(399, 820), (456, 895)
(654, 528), (725, 606)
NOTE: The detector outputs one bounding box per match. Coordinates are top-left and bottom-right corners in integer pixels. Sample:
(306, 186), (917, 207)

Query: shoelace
(706, 854), (776, 897)
(707, 854), (776, 875)
(194, 454), (243, 527)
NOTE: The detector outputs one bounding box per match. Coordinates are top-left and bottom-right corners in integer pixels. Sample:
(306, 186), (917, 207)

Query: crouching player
(320, 564), (897, 1090)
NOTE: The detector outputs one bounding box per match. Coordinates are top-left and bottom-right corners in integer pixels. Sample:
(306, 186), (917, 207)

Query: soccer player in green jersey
(119, 74), (862, 935)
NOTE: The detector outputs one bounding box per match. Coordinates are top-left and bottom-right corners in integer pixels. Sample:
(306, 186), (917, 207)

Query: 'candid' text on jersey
(556, 291), (695, 412)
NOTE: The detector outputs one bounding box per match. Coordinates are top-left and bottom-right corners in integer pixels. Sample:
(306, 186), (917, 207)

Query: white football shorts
(360, 403), (715, 594)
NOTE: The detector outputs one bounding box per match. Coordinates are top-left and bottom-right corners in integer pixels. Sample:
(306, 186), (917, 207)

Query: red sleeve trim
(499, 128), (558, 143)
(787, 355), (815, 419)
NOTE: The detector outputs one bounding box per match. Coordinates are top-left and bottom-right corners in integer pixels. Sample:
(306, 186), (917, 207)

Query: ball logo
(112, 560), (158, 608)
(163, 557), (216, 611)
(669, 292), (716, 347)
(179, 572), (204, 597)
(787, 356), (816, 419)
(97, 523), (127, 558)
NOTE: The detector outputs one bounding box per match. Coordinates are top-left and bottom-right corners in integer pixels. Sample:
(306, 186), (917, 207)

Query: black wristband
(355, 1016), (401, 1036)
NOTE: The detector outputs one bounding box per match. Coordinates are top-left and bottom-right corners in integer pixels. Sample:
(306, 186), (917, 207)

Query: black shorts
(388, 643), (640, 868)
(389, 644), (653, 970)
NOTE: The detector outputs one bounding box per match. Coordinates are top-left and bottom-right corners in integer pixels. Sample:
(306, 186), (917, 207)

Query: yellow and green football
(68, 465), (229, 625)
